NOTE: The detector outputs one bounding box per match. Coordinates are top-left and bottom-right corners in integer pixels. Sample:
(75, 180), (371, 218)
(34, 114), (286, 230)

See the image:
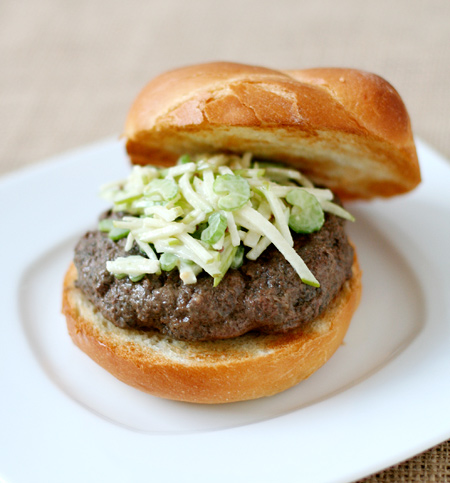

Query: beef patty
(74, 211), (354, 341)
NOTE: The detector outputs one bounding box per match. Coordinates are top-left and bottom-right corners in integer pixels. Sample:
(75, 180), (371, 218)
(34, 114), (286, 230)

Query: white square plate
(1, 139), (449, 483)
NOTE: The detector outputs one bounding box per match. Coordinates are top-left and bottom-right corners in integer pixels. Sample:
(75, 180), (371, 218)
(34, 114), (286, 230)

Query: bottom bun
(62, 254), (362, 404)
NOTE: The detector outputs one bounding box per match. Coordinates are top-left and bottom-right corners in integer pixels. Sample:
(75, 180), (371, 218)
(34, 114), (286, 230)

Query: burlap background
(2, 1), (449, 481)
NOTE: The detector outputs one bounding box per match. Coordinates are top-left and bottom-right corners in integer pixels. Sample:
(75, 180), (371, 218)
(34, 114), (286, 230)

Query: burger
(62, 62), (420, 403)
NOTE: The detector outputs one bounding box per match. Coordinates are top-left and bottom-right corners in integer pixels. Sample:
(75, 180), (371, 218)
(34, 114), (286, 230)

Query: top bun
(124, 62), (420, 200)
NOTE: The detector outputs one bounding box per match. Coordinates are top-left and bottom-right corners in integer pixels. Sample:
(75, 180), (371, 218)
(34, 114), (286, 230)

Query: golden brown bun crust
(124, 62), (420, 200)
(62, 254), (362, 404)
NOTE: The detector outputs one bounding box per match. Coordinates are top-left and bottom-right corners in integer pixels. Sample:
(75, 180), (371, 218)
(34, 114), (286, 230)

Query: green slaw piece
(144, 178), (179, 202)
(201, 212), (228, 245)
(160, 252), (178, 271)
(100, 152), (354, 286)
(213, 174), (251, 211)
(97, 219), (129, 240)
(286, 189), (325, 233)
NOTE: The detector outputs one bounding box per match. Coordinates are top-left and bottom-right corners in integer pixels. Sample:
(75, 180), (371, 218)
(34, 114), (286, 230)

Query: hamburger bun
(124, 62), (420, 200)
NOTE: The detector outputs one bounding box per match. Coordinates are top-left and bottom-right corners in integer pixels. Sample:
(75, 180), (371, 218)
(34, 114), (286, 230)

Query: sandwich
(62, 62), (420, 403)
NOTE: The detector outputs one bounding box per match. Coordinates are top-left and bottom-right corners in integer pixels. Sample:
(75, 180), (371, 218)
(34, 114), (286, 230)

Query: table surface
(2, 1), (449, 481)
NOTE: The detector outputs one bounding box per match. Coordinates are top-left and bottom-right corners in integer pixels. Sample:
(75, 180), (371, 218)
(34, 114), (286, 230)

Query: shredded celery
(100, 152), (354, 286)
(160, 252), (178, 271)
(144, 178), (179, 201)
(213, 174), (251, 211)
(201, 212), (228, 245)
(287, 189), (325, 234)
(235, 206), (319, 287)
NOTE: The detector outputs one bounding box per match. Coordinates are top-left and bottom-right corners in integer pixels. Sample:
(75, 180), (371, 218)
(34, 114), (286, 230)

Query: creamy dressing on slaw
(100, 153), (354, 287)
